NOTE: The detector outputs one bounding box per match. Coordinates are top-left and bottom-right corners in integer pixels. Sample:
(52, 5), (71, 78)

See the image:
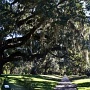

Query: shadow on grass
(77, 82), (90, 87)
(27, 75), (61, 82)
(15, 76), (57, 90)
(1, 74), (88, 90)
(0, 75), (57, 90)
(23, 81), (56, 90)
(0, 74), (61, 82)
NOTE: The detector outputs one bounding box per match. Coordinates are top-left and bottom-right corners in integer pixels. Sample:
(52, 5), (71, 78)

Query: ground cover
(0, 75), (90, 90)
(73, 78), (90, 90)
(0, 75), (58, 90)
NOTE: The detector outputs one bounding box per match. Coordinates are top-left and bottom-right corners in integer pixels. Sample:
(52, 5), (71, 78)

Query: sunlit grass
(73, 78), (90, 90)
(41, 75), (62, 79)
(31, 77), (56, 82)
(73, 79), (90, 84)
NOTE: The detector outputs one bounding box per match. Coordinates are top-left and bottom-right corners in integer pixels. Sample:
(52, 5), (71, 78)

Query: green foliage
(0, 0), (89, 75)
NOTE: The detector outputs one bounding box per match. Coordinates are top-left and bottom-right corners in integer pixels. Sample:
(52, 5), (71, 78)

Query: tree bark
(0, 61), (4, 75)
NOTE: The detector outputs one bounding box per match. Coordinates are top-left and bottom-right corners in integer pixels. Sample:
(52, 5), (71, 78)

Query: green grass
(73, 78), (90, 90)
(0, 75), (90, 90)
(0, 75), (59, 90)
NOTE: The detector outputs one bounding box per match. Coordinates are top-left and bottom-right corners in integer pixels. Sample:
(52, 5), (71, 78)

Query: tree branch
(16, 11), (41, 27)
(2, 17), (45, 50)
(2, 45), (67, 67)
(2, 51), (27, 64)
(58, 0), (68, 5)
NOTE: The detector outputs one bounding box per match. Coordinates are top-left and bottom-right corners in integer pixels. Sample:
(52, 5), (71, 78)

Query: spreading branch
(16, 11), (41, 27)
(1, 17), (45, 51)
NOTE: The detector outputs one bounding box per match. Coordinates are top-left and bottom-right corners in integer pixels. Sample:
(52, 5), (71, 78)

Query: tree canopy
(0, 0), (89, 75)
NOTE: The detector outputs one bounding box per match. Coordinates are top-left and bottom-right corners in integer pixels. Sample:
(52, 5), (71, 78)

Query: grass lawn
(0, 75), (90, 90)
(73, 78), (90, 90)
(0, 75), (59, 90)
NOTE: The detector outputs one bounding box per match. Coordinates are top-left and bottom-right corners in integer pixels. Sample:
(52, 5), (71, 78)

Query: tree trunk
(85, 50), (90, 69)
(0, 53), (4, 75)
(0, 62), (3, 75)
(44, 62), (49, 75)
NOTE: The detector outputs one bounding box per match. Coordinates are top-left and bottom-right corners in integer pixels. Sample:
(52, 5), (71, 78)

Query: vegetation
(73, 78), (90, 90)
(0, 75), (58, 90)
(0, 75), (90, 90)
(0, 0), (90, 75)
(1, 0), (90, 89)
